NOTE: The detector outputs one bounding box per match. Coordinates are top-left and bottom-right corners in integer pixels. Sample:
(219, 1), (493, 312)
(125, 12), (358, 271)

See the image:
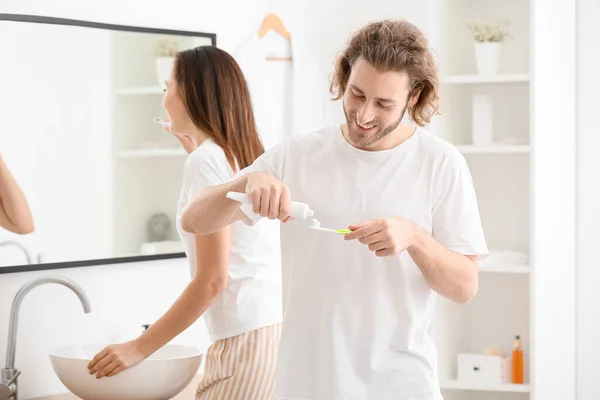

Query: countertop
(32, 374), (202, 400)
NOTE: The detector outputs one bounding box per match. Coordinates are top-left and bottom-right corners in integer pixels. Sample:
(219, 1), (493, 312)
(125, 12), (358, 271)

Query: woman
(88, 46), (282, 399)
(0, 153), (34, 234)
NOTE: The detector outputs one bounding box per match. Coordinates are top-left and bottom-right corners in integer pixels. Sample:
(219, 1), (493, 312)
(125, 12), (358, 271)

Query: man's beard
(343, 104), (407, 149)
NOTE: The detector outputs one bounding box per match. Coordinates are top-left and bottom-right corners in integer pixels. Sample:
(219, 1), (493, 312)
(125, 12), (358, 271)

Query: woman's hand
(87, 340), (147, 379)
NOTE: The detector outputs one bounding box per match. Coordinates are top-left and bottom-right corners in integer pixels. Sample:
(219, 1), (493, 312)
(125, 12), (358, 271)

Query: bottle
(226, 191), (315, 221)
(512, 335), (524, 384)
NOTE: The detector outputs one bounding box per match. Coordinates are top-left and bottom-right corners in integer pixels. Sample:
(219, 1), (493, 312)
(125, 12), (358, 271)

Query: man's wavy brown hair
(330, 20), (440, 127)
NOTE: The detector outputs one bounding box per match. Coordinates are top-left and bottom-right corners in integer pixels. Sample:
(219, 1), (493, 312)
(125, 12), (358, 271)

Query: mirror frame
(0, 13), (216, 274)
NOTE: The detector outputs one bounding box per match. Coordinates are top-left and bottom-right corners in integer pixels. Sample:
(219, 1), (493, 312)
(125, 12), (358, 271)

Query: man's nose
(356, 103), (375, 124)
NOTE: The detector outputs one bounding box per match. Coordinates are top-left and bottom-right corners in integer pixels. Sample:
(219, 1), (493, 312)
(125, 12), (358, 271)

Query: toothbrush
(307, 219), (351, 235)
(153, 117), (171, 129)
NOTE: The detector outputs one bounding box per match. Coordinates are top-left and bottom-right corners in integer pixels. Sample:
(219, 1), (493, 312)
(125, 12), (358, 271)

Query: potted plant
(467, 19), (510, 75)
(155, 39), (180, 86)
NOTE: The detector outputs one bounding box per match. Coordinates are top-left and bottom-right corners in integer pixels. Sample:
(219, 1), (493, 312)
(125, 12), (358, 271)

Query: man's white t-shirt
(239, 125), (489, 400)
(176, 139), (282, 341)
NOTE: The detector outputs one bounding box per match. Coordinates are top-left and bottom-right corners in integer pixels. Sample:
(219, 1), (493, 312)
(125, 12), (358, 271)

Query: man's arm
(345, 217), (479, 304)
(181, 136), (291, 235)
(408, 225), (478, 304)
(181, 171), (293, 235)
(181, 175), (248, 235)
(412, 150), (486, 304)
(346, 148), (486, 304)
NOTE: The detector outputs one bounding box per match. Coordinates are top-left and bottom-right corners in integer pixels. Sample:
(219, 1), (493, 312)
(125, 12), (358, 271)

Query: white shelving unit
(441, 380), (531, 393)
(441, 74), (530, 84)
(456, 145), (530, 154)
(430, 0), (532, 398)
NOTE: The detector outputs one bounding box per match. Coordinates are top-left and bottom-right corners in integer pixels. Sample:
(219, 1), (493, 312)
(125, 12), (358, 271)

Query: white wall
(0, 1), (435, 398)
(576, 0), (600, 398)
(531, 0), (577, 399)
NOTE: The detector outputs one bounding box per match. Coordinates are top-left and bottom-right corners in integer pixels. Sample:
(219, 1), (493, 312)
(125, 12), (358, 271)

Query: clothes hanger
(257, 13), (292, 61)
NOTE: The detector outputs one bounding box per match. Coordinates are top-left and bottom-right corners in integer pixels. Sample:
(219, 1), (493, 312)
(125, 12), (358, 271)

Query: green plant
(155, 38), (180, 57)
(467, 19), (510, 43)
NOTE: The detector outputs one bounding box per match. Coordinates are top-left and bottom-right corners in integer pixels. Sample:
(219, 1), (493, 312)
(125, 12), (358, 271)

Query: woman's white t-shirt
(176, 138), (282, 341)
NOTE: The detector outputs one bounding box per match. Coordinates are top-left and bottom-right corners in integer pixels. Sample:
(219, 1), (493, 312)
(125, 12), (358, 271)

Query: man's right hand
(244, 172), (293, 222)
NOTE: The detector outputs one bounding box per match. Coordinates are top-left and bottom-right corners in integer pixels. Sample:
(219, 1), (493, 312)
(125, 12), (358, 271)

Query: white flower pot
(155, 57), (175, 86)
(474, 42), (502, 75)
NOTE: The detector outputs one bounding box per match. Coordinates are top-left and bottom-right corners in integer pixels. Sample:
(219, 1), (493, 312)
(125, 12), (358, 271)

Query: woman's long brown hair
(174, 46), (264, 171)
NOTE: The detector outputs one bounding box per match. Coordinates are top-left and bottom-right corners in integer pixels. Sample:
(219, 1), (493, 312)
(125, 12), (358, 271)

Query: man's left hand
(344, 217), (418, 257)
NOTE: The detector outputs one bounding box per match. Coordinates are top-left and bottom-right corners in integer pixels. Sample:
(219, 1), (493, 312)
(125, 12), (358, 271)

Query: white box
(457, 353), (511, 385)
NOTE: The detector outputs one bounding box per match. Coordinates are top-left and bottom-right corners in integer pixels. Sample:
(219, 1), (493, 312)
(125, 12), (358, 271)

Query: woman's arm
(0, 154), (34, 234)
(88, 227), (231, 378)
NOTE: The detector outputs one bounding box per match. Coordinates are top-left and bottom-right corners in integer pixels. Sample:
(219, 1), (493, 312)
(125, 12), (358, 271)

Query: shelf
(441, 380), (530, 393)
(441, 74), (530, 84)
(117, 148), (185, 158)
(116, 86), (163, 95)
(479, 265), (531, 274)
(456, 145), (530, 154)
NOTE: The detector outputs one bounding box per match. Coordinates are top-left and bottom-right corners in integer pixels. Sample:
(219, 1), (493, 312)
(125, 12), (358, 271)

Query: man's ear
(408, 90), (421, 108)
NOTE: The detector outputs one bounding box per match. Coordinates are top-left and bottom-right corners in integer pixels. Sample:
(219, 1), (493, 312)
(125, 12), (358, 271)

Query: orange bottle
(512, 335), (524, 384)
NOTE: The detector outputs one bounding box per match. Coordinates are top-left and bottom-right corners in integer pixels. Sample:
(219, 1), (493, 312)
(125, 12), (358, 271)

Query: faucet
(0, 276), (92, 400)
(0, 241), (32, 265)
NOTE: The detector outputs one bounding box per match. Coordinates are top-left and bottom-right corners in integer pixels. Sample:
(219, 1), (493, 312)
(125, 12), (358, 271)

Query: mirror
(0, 15), (216, 271)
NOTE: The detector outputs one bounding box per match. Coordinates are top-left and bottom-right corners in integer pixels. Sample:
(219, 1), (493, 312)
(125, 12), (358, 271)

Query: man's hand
(344, 217), (418, 257)
(244, 172), (293, 222)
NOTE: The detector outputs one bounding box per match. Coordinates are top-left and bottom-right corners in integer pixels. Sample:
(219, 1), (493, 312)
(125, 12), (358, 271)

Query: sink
(49, 344), (203, 400)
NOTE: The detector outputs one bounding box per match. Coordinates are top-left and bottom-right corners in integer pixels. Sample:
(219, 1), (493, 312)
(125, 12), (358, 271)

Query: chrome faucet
(0, 276), (92, 400)
(0, 241), (32, 265)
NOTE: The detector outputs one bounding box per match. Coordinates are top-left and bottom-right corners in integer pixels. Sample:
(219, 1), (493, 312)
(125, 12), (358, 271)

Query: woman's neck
(190, 130), (209, 150)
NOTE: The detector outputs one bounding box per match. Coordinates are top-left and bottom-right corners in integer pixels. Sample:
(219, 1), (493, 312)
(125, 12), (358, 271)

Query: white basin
(49, 344), (203, 400)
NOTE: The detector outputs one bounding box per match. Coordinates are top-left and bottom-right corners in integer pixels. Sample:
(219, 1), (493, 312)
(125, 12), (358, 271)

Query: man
(182, 19), (488, 400)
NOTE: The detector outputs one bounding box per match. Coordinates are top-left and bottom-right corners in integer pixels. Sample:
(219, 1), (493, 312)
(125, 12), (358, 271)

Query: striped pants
(196, 323), (281, 399)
